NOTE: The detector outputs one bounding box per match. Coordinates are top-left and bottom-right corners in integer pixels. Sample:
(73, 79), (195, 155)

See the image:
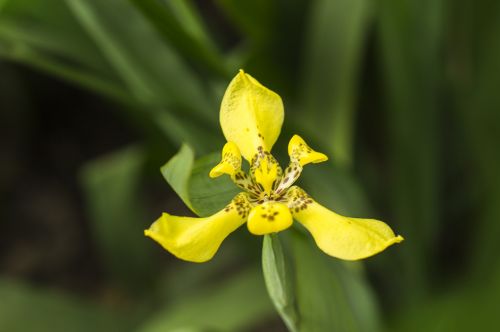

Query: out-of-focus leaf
(130, 0), (227, 77)
(0, 0), (129, 101)
(80, 146), (154, 290)
(215, 0), (309, 97)
(390, 265), (500, 332)
(298, 0), (372, 167)
(138, 267), (275, 332)
(65, 0), (215, 122)
(262, 234), (298, 332)
(0, 0), (218, 154)
(0, 0), (113, 73)
(377, 0), (444, 301)
(299, 162), (372, 216)
(152, 108), (222, 155)
(161, 145), (240, 217)
(0, 0), (221, 150)
(448, 0), (500, 278)
(0, 278), (136, 332)
(215, 0), (275, 45)
(158, 250), (240, 302)
(292, 231), (380, 332)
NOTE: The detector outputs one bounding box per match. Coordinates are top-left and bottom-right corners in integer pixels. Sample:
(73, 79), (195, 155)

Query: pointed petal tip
(289, 188), (404, 260)
(209, 165), (223, 178)
(336, 235), (404, 261)
(144, 195), (251, 263)
(312, 152), (328, 163)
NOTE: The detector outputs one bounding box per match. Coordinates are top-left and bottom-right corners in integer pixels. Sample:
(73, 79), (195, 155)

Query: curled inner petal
(209, 141), (242, 178)
(247, 202), (292, 235)
(209, 142), (259, 195)
(274, 135), (328, 194)
(288, 135), (328, 166)
(285, 186), (403, 260)
(144, 193), (251, 262)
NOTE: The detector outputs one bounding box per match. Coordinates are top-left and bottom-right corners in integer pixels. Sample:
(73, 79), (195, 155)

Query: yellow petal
(220, 70), (284, 160)
(287, 187), (403, 260)
(209, 141), (242, 178)
(144, 193), (251, 262)
(247, 202), (293, 235)
(288, 134), (328, 166)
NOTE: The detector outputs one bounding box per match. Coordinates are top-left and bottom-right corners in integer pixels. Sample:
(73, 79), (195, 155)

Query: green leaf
(130, 0), (228, 77)
(0, 0), (128, 101)
(262, 234), (299, 332)
(160, 144), (195, 212)
(65, 0), (215, 121)
(299, 162), (372, 216)
(0, 0), (114, 73)
(158, 251), (241, 302)
(188, 152), (241, 216)
(161, 145), (240, 217)
(0, 0), (221, 149)
(390, 265), (500, 332)
(0, 278), (136, 332)
(377, 0), (444, 302)
(291, 231), (380, 332)
(298, 0), (372, 167)
(80, 146), (154, 290)
(448, 1), (500, 279)
(215, 0), (276, 45)
(0, 0), (8, 11)
(151, 108), (222, 155)
(138, 267), (275, 332)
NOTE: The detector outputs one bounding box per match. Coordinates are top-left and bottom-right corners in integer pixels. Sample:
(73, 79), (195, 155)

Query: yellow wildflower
(145, 70), (403, 262)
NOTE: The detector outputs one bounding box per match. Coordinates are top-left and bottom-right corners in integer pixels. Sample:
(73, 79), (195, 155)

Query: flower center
(210, 139), (323, 206)
(252, 156), (279, 194)
(247, 147), (290, 203)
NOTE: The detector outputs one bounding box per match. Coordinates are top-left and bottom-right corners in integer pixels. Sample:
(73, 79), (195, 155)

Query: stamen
(275, 161), (303, 194)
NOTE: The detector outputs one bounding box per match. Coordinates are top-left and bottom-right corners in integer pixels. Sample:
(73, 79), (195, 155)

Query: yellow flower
(145, 70), (403, 263)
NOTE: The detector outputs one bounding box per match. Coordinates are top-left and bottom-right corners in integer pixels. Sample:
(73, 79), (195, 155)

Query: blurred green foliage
(1, 0), (499, 331)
